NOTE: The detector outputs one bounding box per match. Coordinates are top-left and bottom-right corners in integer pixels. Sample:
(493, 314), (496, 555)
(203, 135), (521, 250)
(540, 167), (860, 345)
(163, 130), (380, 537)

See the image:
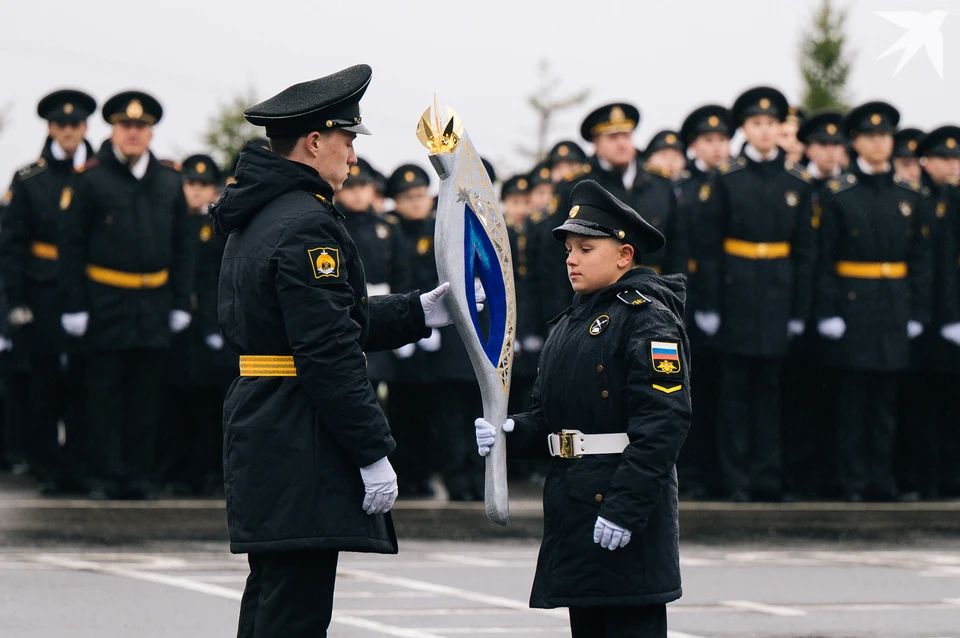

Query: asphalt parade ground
(2, 538), (960, 638)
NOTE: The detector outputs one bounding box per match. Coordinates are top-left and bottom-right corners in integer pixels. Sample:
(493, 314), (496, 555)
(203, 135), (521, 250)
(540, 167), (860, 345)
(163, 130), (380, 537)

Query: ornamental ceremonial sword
(416, 101), (516, 526)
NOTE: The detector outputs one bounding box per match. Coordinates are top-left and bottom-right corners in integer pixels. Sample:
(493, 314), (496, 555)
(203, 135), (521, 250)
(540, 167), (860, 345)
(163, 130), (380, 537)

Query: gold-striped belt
(86, 265), (169, 289)
(31, 241), (58, 260)
(835, 261), (907, 279)
(239, 355), (297, 377)
(723, 238), (791, 260)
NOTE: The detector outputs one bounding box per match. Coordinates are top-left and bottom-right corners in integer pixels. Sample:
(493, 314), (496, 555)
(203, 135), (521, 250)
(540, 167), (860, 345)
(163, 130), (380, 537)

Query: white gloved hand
(907, 320), (924, 339)
(594, 516), (632, 551)
(0, 336), (12, 352)
(694, 311), (720, 336)
(359, 456), (399, 515)
(8, 307), (34, 327)
(475, 417), (515, 456)
(169, 310), (192, 333)
(787, 319), (805, 338)
(420, 281), (487, 328)
(205, 333), (224, 351)
(395, 343), (416, 359)
(940, 322), (960, 346)
(513, 339), (522, 353)
(521, 335), (544, 353)
(817, 316), (846, 340)
(417, 329), (442, 352)
(61, 312), (89, 337)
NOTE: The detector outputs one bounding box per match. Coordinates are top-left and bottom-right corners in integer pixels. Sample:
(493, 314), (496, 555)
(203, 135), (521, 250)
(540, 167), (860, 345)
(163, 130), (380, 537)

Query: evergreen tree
(799, 0), (853, 113)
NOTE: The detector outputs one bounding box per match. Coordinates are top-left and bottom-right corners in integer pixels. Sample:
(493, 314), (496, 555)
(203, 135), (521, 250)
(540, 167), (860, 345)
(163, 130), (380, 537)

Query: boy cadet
(893, 128), (925, 183)
(697, 87), (818, 502)
(814, 102), (932, 502)
(548, 140), (588, 183)
(59, 91), (197, 500)
(211, 65), (453, 636)
(0, 89), (96, 493)
(643, 130), (688, 181)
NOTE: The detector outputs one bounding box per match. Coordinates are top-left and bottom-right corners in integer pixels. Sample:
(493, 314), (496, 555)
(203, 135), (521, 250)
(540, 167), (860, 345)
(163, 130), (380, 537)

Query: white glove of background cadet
(940, 322), (960, 346)
(359, 457), (398, 515)
(907, 320), (923, 339)
(420, 281), (487, 328)
(694, 311), (720, 336)
(395, 343), (416, 359)
(521, 335), (544, 353)
(418, 329), (442, 352)
(169, 310), (192, 333)
(61, 312), (89, 337)
(787, 319), (805, 338)
(0, 336), (12, 352)
(475, 417), (514, 456)
(817, 317), (846, 340)
(205, 333), (224, 351)
(8, 307), (34, 327)
(594, 516), (632, 550)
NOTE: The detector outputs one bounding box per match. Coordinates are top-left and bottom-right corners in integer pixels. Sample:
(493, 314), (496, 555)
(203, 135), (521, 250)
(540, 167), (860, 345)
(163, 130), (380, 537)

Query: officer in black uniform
(899, 126), (960, 499)
(893, 128), (924, 183)
(814, 102), (932, 501)
(548, 140), (588, 183)
(0, 89), (97, 492)
(697, 87), (818, 501)
(672, 104), (733, 498)
(643, 130), (687, 181)
(477, 180), (691, 638)
(212, 65), (447, 637)
(59, 91), (197, 500)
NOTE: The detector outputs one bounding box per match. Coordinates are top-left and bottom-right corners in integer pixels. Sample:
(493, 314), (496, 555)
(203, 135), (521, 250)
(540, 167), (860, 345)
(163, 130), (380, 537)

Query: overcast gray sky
(1, 0), (957, 184)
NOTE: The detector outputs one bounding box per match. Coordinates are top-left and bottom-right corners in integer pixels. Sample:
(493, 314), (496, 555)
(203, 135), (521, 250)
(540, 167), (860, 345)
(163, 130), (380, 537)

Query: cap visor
(552, 220), (610, 242)
(342, 123), (372, 135)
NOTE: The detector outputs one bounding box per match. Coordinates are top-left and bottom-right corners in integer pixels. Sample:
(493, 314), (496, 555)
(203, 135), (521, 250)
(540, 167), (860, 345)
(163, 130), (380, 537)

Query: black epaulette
(893, 175), (923, 194)
(385, 214), (398, 225)
(159, 159), (182, 172)
(16, 158), (48, 181)
(827, 173), (858, 195)
(563, 164), (591, 182)
(784, 160), (813, 184)
(617, 289), (652, 307)
(642, 163), (671, 179)
(717, 156), (747, 175)
(529, 210), (544, 224)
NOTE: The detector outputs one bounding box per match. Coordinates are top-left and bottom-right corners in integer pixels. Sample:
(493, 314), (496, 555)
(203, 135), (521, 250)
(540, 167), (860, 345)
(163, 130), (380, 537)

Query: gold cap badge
(517, 178), (528, 190)
(404, 170), (415, 183)
(610, 106), (626, 123)
(558, 145), (569, 157)
(569, 205), (580, 218)
(826, 124), (837, 135)
(665, 133), (677, 145)
(196, 162), (206, 174)
(948, 138), (958, 149)
(708, 115), (720, 127)
(540, 167), (550, 179)
(63, 103), (74, 115)
(350, 165), (360, 176)
(908, 140), (918, 151)
(759, 98), (771, 110)
(126, 100), (143, 119)
(871, 114), (882, 126)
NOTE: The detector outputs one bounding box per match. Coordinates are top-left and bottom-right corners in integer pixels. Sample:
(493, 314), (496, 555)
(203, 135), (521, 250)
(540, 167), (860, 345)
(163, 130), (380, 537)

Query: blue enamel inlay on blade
(463, 203), (507, 367)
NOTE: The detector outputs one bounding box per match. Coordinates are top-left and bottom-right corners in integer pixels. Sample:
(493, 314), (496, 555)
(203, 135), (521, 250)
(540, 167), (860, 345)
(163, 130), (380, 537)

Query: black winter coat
(59, 142), (196, 350)
(509, 268), (691, 608)
(211, 143), (429, 554)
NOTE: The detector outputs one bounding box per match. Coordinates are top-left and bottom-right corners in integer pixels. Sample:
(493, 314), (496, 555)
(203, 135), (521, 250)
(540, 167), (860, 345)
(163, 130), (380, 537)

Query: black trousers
(86, 349), (165, 487)
(836, 370), (897, 497)
(781, 361), (835, 496)
(717, 355), (782, 495)
(435, 381), (484, 501)
(238, 550), (339, 638)
(387, 382), (437, 494)
(569, 605), (667, 638)
(678, 348), (721, 495)
(1, 371), (30, 466)
(157, 384), (226, 490)
(24, 352), (65, 481)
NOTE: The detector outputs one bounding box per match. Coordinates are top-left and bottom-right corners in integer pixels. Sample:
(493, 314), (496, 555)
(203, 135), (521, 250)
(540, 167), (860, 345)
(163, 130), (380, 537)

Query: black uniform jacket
(211, 144), (429, 554)
(509, 268), (691, 608)
(59, 142), (196, 350)
(0, 138), (94, 353)
(815, 167), (932, 371)
(672, 162), (715, 352)
(698, 149), (818, 358)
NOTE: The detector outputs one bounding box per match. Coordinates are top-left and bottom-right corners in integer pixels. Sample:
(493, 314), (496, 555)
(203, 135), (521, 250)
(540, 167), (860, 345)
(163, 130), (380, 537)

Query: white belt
(547, 430), (630, 459)
(367, 282), (391, 297)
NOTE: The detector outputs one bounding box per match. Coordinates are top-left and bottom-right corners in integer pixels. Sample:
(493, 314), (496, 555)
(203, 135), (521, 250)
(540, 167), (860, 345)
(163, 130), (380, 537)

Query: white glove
(521, 335), (544, 353)
(418, 329), (442, 352)
(8, 307), (34, 327)
(395, 343), (416, 359)
(169, 310), (192, 333)
(205, 333), (224, 351)
(940, 322), (960, 346)
(907, 320), (924, 339)
(787, 319), (805, 338)
(359, 456), (398, 515)
(594, 516), (632, 551)
(475, 417), (515, 456)
(694, 311), (720, 336)
(420, 281), (487, 328)
(0, 336), (12, 352)
(61, 312), (89, 337)
(513, 339), (522, 354)
(817, 316), (846, 340)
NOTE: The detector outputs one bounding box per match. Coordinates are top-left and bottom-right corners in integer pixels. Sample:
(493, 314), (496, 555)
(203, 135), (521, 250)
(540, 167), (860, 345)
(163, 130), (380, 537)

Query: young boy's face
(742, 114), (781, 155)
(563, 235), (633, 294)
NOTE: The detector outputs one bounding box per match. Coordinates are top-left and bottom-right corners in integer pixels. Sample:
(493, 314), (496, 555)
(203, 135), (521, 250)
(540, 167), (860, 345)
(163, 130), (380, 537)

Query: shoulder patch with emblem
(650, 339), (682, 375)
(828, 173), (857, 195)
(785, 162), (813, 184)
(307, 246), (340, 279)
(893, 176), (922, 194)
(17, 158), (48, 181)
(617, 289), (651, 306)
(588, 314), (610, 336)
(643, 162), (671, 179)
(717, 156), (747, 175)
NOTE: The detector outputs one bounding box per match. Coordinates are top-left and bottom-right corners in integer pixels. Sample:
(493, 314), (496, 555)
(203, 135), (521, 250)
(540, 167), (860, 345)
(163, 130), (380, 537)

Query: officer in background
(672, 104), (733, 498)
(59, 91), (197, 500)
(643, 130), (688, 181)
(548, 140), (588, 183)
(696, 87), (818, 501)
(528, 161), (555, 215)
(780, 105), (807, 164)
(814, 102), (932, 502)
(337, 158), (407, 407)
(0, 89), (96, 493)
(893, 128), (924, 183)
